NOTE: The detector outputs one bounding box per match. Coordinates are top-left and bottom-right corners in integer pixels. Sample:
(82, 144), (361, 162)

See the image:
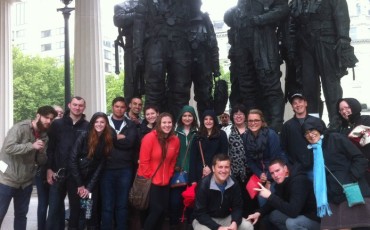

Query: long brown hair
(87, 112), (113, 159)
(154, 112), (175, 158)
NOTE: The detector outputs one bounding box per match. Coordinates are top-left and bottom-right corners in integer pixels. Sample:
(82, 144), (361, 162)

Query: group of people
(1, 92), (369, 230)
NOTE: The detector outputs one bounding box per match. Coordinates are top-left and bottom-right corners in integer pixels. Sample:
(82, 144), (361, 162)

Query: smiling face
(304, 129), (321, 144)
(145, 108), (159, 125)
(339, 100), (352, 121)
(292, 98), (308, 118)
(181, 112), (194, 127)
(129, 98), (143, 115)
(203, 115), (215, 130)
(269, 163), (289, 184)
(212, 159), (231, 184)
(94, 117), (107, 135)
(233, 110), (246, 126)
(247, 113), (262, 135)
(160, 116), (173, 134)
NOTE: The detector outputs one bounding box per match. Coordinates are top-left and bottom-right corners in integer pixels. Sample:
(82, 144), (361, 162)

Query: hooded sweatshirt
(175, 105), (198, 172)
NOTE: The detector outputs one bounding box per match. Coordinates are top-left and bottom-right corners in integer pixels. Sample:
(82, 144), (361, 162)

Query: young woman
(140, 105), (160, 139)
(337, 98), (370, 185)
(69, 112), (113, 229)
(245, 109), (285, 185)
(189, 110), (228, 184)
(137, 113), (180, 230)
(169, 105), (198, 227)
(223, 104), (259, 216)
(302, 119), (370, 229)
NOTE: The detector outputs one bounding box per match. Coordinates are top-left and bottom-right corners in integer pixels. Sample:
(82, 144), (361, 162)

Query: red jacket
(137, 130), (180, 186)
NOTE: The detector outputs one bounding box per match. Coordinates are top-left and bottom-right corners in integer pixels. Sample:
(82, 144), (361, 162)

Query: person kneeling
(247, 158), (320, 230)
(192, 154), (254, 230)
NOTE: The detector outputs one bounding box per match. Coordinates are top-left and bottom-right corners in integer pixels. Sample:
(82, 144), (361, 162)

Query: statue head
(61, 0), (73, 6)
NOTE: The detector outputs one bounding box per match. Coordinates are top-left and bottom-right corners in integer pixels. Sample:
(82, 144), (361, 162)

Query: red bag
(181, 183), (197, 222)
(246, 174), (260, 199)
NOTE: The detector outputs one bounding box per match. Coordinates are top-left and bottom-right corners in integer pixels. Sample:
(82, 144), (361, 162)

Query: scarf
(245, 127), (269, 160)
(228, 126), (248, 182)
(307, 137), (332, 217)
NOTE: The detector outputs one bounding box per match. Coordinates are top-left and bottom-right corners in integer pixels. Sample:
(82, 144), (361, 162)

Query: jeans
(143, 184), (169, 230)
(0, 183), (33, 230)
(46, 177), (75, 230)
(169, 186), (187, 225)
(100, 167), (133, 230)
(269, 210), (320, 230)
(35, 171), (49, 230)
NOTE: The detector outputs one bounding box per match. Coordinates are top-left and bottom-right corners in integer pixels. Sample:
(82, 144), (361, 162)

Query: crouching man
(193, 154), (254, 230)
(247, 158), (320, 230)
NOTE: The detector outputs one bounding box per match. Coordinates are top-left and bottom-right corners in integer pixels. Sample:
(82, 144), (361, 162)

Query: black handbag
(213, 77), (228, 116)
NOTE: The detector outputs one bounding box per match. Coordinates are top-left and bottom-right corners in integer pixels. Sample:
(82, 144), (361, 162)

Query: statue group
(114, 0), (357, 131)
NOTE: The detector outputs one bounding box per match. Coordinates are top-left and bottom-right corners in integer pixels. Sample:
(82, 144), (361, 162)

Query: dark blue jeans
(100, 167), (133, 230)
(46, 177), (75, 230)
(0, 183), (33, 230)
(169, 186), (187, 225)
(35, 171), (49, 230)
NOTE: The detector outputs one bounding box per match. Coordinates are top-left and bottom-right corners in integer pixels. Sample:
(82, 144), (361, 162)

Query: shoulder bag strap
(198, 140), (206, 168)
(151, 143), (167, 179)
(325, 165), (344, 188)
(180, 135), (193, 169)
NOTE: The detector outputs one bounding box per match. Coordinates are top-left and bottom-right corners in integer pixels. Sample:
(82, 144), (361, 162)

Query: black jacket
(189, 131), (228, 183)
(259, 164), (320, 223)
(47, 111), (89, 172)
(193, 174), (243, 230)
(321, 133), (370, 204)
(336, 98), (370, 164)
(281, 115), (326, 170)
(69, 131), (106, 191)
(108, 118), (139, 169)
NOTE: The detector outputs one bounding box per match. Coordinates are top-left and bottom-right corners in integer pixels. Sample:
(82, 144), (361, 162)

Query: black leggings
(143, 184), (169, 230)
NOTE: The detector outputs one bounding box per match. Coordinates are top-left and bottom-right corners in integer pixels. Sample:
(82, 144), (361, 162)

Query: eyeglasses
(339, 106), (351, 113)
(247, 119), (261, 123)
(233, 113), (245, 117)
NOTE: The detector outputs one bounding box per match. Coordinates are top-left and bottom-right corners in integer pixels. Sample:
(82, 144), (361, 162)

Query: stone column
(0, 0), (18, 147)
(74, 0), (105, 119)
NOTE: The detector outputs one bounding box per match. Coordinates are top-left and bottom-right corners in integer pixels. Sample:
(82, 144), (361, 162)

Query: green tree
(13, 48), (65, 122)
(105, 72), (125, 113)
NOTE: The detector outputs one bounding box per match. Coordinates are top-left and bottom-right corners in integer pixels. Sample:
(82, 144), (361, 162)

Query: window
(103, 40), (112, 47)
(104, 50), (112, 60)
(105, 62), (111, 72)
(41, 43), (52, 52)
(16, 30), (25, 38)
(55, 27), (64, 35)
(55, 41), (64, 49)
(41, 30), (51, 38)
(15, 3), (26, 25)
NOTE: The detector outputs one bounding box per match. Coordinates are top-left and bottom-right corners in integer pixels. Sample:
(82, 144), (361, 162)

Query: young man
(280, 93), (326, 173)
(125, 96), (143, 125)
(101, 97), (138, 230)
(192, 154), (253, 230)
(0, 106), (57, 230)
(247, 158), (320, 230)
(46, 96), (89, 230)
(219, 112), (231, 128)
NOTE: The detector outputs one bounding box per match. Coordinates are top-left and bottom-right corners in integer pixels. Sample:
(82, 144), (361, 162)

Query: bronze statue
(224, 0), (289, 133)
(114, 0), (144, 104)
(133, 0), (192, 119)
(289, 0), (358, 127)
(188, 0), (221, 117)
